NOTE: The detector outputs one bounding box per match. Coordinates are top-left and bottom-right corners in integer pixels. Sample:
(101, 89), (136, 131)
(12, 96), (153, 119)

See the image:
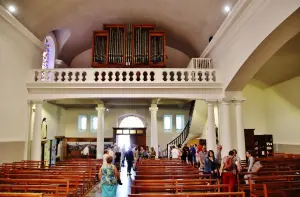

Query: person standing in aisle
(125, 146), (134, 175)
(98, 156), (120, 197)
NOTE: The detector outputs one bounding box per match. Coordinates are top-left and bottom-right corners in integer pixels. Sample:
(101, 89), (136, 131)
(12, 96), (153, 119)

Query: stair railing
(161, 100), (195, 158)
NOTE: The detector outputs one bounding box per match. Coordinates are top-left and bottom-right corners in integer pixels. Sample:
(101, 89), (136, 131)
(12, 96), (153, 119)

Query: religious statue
(41, 118), (47, 139)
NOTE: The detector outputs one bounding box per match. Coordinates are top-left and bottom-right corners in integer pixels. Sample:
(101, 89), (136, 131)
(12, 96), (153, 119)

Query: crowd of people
(98, 144), (157, 197)
(98, 143), (261, 196)
(170, 143), (259, 192)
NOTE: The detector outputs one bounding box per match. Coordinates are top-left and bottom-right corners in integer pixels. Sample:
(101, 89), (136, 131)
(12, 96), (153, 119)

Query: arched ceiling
(253, 32), (300, 86)
(0, 0), (237, 66)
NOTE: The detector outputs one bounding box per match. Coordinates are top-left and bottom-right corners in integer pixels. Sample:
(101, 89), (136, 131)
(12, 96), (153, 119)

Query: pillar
(206, 101), (216, 152)
(96, 104), (105, 159)
(234, 100), (246, 160)
(24, 102), (33, 160)
(31, 101), (43, 161)
(220, 100), (232, 157)
(149, 104), (158, 158)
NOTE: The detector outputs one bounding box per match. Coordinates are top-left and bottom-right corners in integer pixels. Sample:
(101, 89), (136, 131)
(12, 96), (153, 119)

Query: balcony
(26, 58), (223, 101)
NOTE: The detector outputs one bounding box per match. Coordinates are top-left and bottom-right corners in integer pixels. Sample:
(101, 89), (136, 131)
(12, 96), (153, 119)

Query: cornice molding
(0, 5), (44, 50)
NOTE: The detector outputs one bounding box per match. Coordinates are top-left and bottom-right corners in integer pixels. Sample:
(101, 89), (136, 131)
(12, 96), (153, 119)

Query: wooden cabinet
(254, 135), (274, 158)
(244, 129), (255, 156)
(244, 130), (274, 158)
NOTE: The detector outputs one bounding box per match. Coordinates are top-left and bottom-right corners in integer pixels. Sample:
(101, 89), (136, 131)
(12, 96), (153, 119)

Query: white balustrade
(187, 58), (212, 69)
(29, 68), (219, 84)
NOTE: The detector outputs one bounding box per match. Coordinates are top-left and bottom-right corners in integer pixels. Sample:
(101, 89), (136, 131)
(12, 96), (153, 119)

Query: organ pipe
(92, 24), (166, 68)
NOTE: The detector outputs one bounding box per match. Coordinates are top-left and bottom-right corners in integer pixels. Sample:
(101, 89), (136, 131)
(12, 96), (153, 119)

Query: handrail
(161, 100), (196, 158)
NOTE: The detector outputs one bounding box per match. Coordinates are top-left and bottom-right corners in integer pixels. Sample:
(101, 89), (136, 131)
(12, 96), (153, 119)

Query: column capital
(96, 104), (106, 112)
(205, 100), (218, 105)
(30, 100), (44, 105)
(232, 99), (245, 104)
(219, 99), (231, 105)
(149, 104), (158, 112)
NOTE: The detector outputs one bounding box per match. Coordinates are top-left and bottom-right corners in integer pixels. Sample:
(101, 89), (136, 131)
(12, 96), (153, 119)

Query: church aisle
(86, 166), (135, 197)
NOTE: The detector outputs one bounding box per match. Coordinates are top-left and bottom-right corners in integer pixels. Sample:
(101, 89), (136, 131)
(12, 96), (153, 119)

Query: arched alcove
(117, 114), (145, 128)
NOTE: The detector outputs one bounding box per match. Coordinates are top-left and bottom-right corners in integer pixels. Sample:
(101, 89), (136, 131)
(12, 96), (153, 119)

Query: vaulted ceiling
(0, 0), (237, 67)
(254, 32), (300, 86)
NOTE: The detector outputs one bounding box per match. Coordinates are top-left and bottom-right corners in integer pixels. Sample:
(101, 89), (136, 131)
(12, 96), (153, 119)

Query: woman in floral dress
(99, 155), (120, 197)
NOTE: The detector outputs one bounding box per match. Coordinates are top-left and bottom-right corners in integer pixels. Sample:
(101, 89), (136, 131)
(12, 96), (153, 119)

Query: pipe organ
(92, 24), (166, 68)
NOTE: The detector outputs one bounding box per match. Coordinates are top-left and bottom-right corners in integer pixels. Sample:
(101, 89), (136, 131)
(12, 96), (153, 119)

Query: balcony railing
(187, 58), (212, 69)
(29, 68), (219, 84)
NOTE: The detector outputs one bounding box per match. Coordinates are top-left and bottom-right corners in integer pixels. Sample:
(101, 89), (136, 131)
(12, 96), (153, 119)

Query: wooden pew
(132, 179), (219, 186)
(135, 174), (210, 180)
(250, 181), (300, 197)
(0, 179), (71, 197)
(131, 184), (230, 194)
(128, 193), (246, 197)
(0, 185), (58, 197)
(0, 193), (43, 197)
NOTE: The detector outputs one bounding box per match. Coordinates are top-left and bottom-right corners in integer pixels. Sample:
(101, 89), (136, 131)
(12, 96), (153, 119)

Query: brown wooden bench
(128, 192), (245, 197)
(131, 184), (230, 194)
(135, 174), (210, 180)
(0, 193), (43, 197)
(132, 179), (219, 186)
(0, 184), (58, 197)
(250, 181), (300, 197)
(0, 179), (71, 197)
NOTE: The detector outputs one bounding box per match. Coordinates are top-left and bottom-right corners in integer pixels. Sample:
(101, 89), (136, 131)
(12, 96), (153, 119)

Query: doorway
(116, 135), (131, 151)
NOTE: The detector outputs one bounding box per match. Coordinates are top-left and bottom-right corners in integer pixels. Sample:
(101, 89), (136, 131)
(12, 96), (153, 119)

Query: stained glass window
(42, 38), (50, 69)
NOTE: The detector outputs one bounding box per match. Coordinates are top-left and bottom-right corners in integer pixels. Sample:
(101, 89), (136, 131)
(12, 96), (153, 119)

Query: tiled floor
(86, 165), (135, 197)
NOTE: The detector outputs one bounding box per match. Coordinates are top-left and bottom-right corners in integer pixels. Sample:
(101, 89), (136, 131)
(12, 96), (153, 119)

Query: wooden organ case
(92, 24), (166, 68)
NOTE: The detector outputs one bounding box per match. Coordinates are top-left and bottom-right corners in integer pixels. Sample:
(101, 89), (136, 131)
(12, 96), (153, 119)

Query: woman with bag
(98, 155), (120, 197)
(219, 150), (241, 192)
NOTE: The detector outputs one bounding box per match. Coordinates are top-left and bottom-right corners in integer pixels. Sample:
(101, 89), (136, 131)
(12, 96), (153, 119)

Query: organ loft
(92, 24), (166, 68)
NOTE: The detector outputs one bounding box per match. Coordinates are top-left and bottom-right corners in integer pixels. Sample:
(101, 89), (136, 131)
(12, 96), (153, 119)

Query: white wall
(0, 7), (43, 163)
(265, 77), (300, 146)
(242, 84), (267, 135)
(0, 13), (42, 142)
(62, 106), (189, 150)
(41, 103), (65, 139)
(242, 78), (300, 153)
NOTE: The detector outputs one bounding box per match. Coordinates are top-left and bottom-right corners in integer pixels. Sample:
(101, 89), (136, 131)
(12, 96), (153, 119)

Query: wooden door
(244, 129), (255, 156)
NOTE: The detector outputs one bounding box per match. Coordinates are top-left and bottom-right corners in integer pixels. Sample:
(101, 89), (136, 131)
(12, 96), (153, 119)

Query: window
(90, 115), (98, 132)
(42, 36), (55, 69)
(78, 115), (88, 132)
(164, 115), (172, 132)
(176, 115), (185, 131)
(119, 116), (144, 128)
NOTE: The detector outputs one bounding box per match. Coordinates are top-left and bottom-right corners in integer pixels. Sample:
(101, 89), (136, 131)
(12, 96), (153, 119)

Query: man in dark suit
(125, 146), (134, 175)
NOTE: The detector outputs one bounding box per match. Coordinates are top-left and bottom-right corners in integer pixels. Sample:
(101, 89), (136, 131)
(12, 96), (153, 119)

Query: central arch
(115, 114), (146, 150)
(117, 114), (146, 128)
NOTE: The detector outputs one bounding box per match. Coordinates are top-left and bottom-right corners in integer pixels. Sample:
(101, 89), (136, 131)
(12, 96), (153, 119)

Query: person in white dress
(171, 146), (180, 159)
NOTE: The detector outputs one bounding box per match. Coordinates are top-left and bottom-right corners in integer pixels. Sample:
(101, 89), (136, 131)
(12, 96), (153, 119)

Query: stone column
(206, 101), (216, 152)
(96, 104), (106, 159)
(234, 100), (246, 160)
(149, 104), (158, 158)
(220, 100), (232, 157)
(31, 101), (43, 161)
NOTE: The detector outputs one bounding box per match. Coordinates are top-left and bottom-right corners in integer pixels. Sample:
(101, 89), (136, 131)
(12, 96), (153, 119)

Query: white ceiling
(254, 32), (300, 86)
(0, 0), (237, 67)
